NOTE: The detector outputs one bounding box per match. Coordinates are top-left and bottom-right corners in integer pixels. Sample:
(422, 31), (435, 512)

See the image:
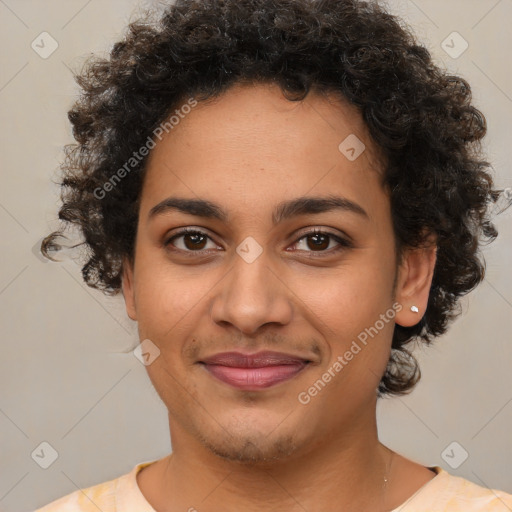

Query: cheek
(133, 254), (220, 345)
(291, 258), (395, 335)
(290, 255), (396, 393)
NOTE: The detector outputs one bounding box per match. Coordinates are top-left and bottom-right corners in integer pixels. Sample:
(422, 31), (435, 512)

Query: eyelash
(163, 227), (352, 257)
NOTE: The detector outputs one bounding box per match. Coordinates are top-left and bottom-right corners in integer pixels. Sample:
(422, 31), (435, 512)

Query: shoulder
(441, 470), (512, 511)
(34, 477), (117, 512)
(34, 461), (156, 512)
(397, 466), (512, 511)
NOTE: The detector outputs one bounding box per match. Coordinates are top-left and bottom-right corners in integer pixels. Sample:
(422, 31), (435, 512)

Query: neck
(140, 407), (394, 512)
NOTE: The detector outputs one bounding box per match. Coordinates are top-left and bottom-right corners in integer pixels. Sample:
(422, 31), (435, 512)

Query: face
(122, 82), (434, 464)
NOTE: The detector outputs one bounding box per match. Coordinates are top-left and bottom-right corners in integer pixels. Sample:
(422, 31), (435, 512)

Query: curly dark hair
(42, 0), (506, 397)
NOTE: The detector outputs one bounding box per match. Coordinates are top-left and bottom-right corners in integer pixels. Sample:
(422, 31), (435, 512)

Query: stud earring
(410, 305), (419, 313)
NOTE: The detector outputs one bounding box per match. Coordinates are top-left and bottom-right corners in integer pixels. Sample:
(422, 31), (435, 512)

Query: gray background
(0, 1), (511, 511)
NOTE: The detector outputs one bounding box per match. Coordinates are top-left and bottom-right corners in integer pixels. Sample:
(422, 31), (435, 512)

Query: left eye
(164, 228), (350, 255)
(291, 230), (348, 253)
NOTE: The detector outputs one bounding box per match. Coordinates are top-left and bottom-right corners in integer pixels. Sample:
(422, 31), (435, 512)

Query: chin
(197, 431), (300, 464)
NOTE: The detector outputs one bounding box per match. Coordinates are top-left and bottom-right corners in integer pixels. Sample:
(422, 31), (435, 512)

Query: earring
(410, 305), (419, 313)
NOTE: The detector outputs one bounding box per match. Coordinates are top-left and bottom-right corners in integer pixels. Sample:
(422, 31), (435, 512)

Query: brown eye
(164, 227), (352, 257)
(182, 232), (207, 250)
(165, 229), (215, 252)
(292, 229), (351, 254)
(304, 232), (330, 251)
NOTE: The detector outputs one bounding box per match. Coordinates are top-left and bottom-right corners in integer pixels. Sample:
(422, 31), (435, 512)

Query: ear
(121, 257), (137, 321)
(394, 237), (437, 327)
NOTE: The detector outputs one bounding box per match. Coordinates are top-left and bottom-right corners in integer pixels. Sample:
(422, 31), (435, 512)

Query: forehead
(140, 82), (388, 224)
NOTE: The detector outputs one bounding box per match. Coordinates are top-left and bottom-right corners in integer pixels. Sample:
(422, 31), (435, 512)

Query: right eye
(164, 228), (221, 254)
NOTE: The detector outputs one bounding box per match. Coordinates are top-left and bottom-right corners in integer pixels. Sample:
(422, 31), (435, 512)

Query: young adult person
(37, 0), (512, 510)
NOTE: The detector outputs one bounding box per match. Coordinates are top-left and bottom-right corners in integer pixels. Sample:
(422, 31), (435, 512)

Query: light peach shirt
(35, 460), (512, 511)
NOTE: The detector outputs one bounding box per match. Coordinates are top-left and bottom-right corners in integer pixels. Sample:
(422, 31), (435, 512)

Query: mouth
(198, 351), (312, 390)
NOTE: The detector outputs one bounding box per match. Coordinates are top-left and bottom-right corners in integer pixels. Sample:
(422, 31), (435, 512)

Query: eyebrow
(147, 195), (369, 225)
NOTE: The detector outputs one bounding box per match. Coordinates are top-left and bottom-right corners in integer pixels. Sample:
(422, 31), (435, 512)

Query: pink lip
(199, 351), (311, 390)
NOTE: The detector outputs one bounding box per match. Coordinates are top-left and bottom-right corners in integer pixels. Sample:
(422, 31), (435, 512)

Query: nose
(209, 249), (294, 335)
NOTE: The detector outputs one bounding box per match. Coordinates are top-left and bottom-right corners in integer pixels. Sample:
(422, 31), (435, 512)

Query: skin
(122, 82), (437, 512)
